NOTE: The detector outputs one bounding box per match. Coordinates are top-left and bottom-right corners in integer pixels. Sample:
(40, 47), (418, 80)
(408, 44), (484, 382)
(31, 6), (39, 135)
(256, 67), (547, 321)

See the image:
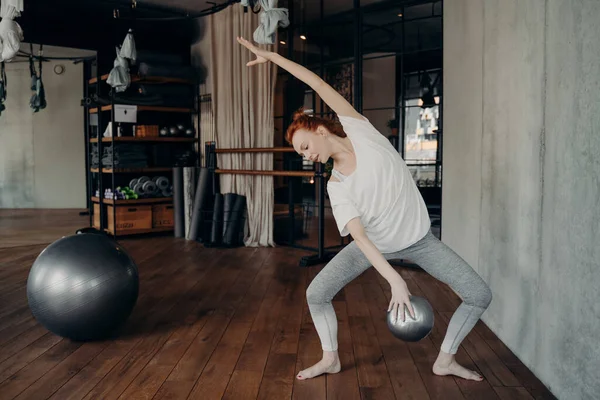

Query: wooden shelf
(90, 137), (196, 143)
(104, 226), (174, 236)
(87, 72), (194, 239)
(91, 196), (173, 205)
(89, 74), (195, 85)
(89, 105), (194, 114)
(91, 167), (173, 173)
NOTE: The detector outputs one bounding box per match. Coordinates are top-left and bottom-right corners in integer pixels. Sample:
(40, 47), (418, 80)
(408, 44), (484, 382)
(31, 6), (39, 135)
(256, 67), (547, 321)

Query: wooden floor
(0, 211), (556, 400)
(0, 209), (89, 249)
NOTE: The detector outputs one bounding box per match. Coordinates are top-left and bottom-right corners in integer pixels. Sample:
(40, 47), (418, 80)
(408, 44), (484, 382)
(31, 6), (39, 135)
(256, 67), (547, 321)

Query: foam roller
(172, 167), (185, 237)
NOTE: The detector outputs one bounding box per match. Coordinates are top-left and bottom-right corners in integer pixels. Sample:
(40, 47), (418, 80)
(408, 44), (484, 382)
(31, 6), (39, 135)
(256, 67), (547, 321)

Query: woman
(237, 36), (492, 382)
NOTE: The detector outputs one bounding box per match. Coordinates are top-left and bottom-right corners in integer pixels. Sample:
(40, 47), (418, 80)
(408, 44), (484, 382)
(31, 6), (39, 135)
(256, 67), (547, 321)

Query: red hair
(285, 107), (347, 144)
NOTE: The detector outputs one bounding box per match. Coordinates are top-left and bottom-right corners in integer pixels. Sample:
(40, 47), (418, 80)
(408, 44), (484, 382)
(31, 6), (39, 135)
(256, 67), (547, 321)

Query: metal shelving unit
(83, 57), (200, 238)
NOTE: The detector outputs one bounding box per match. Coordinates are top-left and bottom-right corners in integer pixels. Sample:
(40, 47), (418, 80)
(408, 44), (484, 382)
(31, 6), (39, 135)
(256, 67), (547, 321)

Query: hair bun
(291, 107), (307, 121)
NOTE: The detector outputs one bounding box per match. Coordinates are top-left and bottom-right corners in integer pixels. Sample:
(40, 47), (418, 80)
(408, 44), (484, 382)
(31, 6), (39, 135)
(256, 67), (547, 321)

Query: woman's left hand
(388, 275), (415, 324)
(237, 37), (272, 66)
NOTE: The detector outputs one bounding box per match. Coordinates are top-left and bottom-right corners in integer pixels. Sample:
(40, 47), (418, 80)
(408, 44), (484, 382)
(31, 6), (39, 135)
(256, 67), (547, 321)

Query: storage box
(152, 204), (174, 228)
(114, 105), (137, 123)
(107, 205), (152, 234)
(136, 125), (159, 137)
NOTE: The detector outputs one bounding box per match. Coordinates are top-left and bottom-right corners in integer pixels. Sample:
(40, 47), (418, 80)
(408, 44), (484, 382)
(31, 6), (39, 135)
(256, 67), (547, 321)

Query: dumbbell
(156, 176), (170, 190)
(161, 185), (173, 197)
(115, 186), (138, 200)
(150, 176), (170, 191)
(142, 180), (158, 197)
(133, 182), (145, 197)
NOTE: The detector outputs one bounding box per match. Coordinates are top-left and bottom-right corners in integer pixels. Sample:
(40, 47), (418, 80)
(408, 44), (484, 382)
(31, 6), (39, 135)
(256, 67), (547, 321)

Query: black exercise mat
(222, 193), (237, 244)
(210, 193), (224, 246)
(224, 194), (247, 247)
(187, 168), (211, 241)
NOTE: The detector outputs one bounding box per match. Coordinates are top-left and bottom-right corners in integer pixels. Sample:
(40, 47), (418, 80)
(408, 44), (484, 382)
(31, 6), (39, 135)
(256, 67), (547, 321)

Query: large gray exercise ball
(387, 295), (434, 342)
(26, 234), (139, 341)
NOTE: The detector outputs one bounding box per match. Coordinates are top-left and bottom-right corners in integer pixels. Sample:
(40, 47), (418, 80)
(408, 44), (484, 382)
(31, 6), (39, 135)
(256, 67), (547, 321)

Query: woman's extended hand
(388, 275), (415, 324)
(236, 36), (272, 66)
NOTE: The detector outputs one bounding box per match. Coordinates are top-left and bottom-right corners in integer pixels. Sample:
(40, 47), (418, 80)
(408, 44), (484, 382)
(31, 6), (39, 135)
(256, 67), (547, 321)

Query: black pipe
(83, 59), (92, 227)
(317, 168), (325, 260)
(354, 0), (362, 114)
(287, 161), (295, 245)
(400, 3), (406, 158)
(286, 0), (296, 247)
(319, 0), (325, 117)
(110, 73), (116, 238)
(112, 0), (241, 21)
(197, 81), (201, 169)
(88, 0), (188, 17)
(96, 57), (105, 234)
(438, 0), (444, 238)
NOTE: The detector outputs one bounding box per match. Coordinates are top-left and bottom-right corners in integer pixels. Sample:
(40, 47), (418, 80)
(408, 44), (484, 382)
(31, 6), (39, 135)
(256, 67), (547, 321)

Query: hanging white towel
(106, 46), (130, 93)
(0, 0), (25, 62)
(119, 29), (136, 63)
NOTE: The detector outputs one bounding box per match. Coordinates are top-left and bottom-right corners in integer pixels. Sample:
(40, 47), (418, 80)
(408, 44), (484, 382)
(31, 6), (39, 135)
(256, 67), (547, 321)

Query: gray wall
(0, 54), (87, 209)
(443, 1), (600, 399)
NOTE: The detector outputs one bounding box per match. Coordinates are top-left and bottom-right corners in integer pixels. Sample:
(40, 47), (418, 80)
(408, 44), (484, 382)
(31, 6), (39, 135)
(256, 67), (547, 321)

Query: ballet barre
(214, 147), (296, 153)
(205, 141), (333, 267)
(215, 169), (327, 178)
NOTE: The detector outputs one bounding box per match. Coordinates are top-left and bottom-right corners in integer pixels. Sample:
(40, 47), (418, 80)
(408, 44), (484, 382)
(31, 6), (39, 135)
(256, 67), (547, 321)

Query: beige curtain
(209, 5), (277, 247)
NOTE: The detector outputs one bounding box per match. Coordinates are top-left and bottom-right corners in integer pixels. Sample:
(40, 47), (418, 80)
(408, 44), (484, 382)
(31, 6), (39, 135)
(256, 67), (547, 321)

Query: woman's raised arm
(237, 36), (363, 119)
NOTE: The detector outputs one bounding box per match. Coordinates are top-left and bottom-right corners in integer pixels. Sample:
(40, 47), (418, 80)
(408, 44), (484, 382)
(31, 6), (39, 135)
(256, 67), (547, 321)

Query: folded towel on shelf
(91, 144), (100, 168)
(100, 144), (149, 168)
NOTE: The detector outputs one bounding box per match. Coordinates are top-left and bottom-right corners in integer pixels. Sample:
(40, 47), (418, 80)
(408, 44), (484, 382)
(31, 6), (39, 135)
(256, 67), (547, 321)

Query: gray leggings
(306, 230), (492, 354)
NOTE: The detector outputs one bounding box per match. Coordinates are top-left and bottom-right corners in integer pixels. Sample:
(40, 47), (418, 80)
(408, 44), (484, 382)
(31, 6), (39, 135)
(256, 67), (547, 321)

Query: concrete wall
(0, 51), (87, 209)
(443, 1), (600, 399)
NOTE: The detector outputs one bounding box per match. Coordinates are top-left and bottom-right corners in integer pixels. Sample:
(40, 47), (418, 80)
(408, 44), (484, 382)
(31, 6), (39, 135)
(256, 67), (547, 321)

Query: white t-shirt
(327, 115), (431, 253)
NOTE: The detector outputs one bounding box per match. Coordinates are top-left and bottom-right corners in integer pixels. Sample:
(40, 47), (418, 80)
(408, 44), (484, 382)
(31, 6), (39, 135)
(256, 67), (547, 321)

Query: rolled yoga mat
(222, 193), (237, 246)
(187, 168), (212, 241)
(173, 167), (185, 238)
(183, 167), (197, 239)
(210, 193), (224, 246)
(223, 194), (247, 247)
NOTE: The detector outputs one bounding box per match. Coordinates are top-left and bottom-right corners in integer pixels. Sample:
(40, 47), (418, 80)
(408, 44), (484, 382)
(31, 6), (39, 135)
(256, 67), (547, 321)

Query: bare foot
(433, 352), (483, 381)
(296, 352), (341, 380)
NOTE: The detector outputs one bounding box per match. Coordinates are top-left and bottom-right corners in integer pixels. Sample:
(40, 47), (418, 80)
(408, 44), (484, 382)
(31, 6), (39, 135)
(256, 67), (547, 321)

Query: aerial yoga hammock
(29, 43), (46, 112)
(241, 0), (289, 45)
